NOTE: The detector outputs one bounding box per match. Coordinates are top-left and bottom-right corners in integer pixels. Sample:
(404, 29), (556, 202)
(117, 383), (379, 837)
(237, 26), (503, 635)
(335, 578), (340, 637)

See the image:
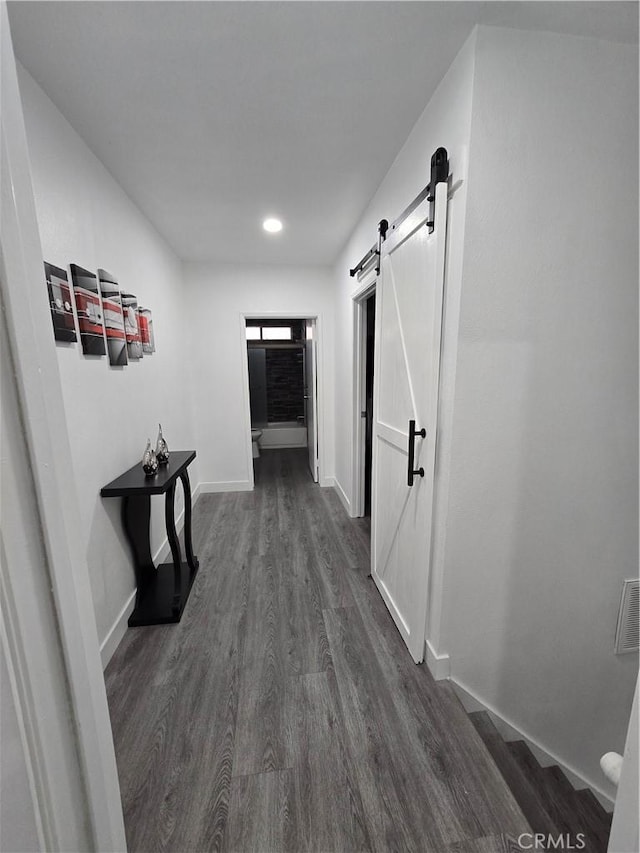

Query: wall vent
(615, 579), (639, 655)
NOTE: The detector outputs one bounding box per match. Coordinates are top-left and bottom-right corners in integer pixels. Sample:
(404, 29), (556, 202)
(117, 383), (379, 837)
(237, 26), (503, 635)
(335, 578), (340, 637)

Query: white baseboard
(259, 442), (306, 450)
(100, 589), (136, 669)
(199, 480), (252, 493)
(450, 678), (615, 811)
(425, 640), (451, 680)
(331, 477), (352, 515)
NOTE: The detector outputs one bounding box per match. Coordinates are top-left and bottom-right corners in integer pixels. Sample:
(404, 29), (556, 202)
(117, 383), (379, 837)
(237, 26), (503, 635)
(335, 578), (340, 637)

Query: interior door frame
(304, 318), (319, 482)
(240, 311), (324, 488)
(351, 265), (377, 519)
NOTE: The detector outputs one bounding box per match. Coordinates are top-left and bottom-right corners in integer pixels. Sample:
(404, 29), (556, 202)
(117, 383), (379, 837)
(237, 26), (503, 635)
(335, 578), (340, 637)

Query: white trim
(238, 314), (256, 490)
(609, 677), (639, 852)
(314, 315), (326, 485)
(425, 640), (451, 681)
(99, 590), (136, 670)
(260, 442), (306, 450)
(424, 146), (467, 657)
(199, 480), (253, 493)
(450, 678), (615, 811)
(332, 477), (352, 515)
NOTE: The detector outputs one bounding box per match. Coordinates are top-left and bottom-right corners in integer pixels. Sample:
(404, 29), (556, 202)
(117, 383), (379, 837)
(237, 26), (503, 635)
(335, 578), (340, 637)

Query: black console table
(101, 450), (199, 626)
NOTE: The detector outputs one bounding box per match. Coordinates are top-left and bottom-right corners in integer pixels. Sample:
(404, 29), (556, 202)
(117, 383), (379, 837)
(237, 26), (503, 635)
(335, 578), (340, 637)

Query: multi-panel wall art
(44, 262), (77, 342)
(121, 292), (144, 359)
(69, 264), (106, 356)
(44, 261), (157, 366)
(98, 269), (128, 366)
(139, 307), (155, 354)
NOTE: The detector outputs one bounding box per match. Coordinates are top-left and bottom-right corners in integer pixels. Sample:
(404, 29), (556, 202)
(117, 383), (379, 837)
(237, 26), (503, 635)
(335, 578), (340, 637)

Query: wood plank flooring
(105, 449), (529, 852)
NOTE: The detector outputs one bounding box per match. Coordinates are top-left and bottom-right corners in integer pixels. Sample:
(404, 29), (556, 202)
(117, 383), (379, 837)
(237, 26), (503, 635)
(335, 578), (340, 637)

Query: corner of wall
(330, 476), (352, 516)
(425, 640), (451, 681)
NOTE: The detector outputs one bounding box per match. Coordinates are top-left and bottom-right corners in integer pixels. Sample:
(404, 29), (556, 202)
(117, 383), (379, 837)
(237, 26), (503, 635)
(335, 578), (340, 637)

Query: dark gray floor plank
(233, 552), (287, 777)
(119, 612), (241, 852)
(227, 770), (295, 853)
(323, 604), (465, 852)
(284, 672), (372, 852)
(276, 558), (333, 676)
(296, 489), (356, 610)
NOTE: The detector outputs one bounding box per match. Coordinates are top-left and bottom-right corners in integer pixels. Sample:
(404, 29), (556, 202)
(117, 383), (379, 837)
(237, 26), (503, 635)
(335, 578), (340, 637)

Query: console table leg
(165, 482), (182, 614)
(179, 469), (199, 573)
(122, 495), (155, 598)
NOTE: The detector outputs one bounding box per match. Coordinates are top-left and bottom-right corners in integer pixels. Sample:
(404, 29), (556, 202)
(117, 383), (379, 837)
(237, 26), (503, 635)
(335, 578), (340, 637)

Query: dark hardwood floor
(105, 449), (529, 852)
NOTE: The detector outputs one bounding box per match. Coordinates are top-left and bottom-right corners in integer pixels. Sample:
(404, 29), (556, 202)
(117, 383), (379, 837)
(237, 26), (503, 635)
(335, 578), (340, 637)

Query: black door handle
(407, 419), (426, 486)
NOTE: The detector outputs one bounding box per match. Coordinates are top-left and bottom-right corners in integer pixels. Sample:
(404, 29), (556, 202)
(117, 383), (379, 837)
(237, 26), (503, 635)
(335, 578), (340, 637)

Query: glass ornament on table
(142, 439), (158, 476)
(155, 423), (170, 465)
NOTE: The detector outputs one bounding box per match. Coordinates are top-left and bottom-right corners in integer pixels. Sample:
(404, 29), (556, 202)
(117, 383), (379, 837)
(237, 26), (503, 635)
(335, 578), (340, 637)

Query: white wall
(441, 26), (638, 800)
(332, 30), (477, 647)
(17, 66), (197, 650)
(183, 263), (335, 489)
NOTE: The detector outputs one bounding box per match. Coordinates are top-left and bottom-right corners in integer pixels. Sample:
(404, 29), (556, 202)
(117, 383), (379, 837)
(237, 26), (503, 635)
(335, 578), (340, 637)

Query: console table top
(101, 450), (196, 497)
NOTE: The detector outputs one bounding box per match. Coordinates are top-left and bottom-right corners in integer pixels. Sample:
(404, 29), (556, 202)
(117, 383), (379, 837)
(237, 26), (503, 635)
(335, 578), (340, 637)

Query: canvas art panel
(69, 263), (106, 356)
(44, 262), (76, 342)
(121, 292), (143, 359)
(138, 307), (155, 354)
(98, 268), (128, 366)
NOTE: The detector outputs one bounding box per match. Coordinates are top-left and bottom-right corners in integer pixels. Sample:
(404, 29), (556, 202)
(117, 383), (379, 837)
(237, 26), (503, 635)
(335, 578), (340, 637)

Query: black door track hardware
(349, 146), (449, 277)
(407, 419), (426, 487)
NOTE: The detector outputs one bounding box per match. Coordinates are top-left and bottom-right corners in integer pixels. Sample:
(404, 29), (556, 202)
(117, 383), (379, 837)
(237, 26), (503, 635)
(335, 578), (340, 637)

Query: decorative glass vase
(142, 439), (158, 476)
(155, 423), (170, 465)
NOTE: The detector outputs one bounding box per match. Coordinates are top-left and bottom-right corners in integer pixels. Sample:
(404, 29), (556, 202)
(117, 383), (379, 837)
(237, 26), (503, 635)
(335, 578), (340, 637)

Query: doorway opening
(352, 275), (377, 519)
(363, 293), (376, 517)
(244, 317), (319, 483)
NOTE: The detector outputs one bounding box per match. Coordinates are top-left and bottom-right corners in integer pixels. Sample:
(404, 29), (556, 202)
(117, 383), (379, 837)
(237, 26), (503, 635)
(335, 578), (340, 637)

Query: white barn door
(371, 182), (448, 662)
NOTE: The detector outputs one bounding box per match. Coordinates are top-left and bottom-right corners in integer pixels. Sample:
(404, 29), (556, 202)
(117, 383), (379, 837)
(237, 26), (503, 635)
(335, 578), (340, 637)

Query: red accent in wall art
(97, 269), (128, 366)
(138, 307), (155, 354)
(121, 292), (143, 359)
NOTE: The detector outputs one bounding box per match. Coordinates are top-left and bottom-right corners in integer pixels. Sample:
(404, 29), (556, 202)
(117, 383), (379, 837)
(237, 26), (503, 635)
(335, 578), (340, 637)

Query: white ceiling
(8, 1), (638, 266)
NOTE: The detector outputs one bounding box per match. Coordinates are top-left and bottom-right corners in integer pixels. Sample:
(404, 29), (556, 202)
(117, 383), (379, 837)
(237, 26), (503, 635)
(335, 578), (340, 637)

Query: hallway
(105, 449), (529, 852)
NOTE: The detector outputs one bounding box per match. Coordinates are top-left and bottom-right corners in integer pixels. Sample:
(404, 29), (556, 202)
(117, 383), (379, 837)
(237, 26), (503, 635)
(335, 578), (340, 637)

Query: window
(245, 322), (298, 341)
(261, 326), (292, 341)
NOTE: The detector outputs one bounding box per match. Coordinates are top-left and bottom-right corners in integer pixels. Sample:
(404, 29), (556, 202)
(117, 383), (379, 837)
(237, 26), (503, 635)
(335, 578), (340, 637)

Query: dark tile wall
(266, 348), (304, 423)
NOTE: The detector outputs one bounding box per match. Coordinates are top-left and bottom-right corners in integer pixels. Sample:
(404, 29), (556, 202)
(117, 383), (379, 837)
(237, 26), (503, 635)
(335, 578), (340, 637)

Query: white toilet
(251, 429), (263, 458)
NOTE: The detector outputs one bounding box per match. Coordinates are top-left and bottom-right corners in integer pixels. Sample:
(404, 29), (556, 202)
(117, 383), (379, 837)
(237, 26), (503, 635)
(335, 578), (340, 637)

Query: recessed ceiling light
(263, 217), (283, 233)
